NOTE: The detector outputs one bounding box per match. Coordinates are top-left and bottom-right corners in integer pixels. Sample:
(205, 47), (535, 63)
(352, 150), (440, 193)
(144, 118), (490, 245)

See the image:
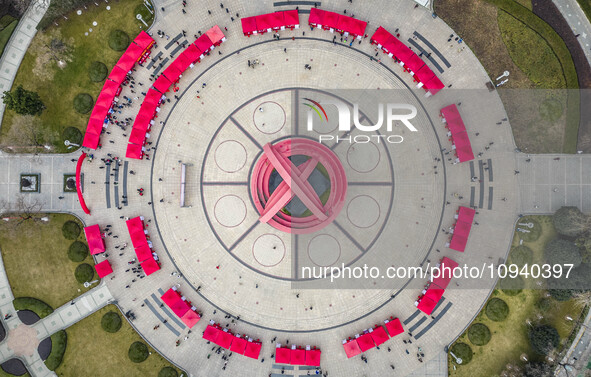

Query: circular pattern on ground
(252, 234), (286, 267)
(346, 195), (380, 228)
(252, 101), (286, 134)
(214, 141), (247, 173)
(346, 142), (380, 173)
(307, 234), (341, 267)
(214, 195), (247, 228)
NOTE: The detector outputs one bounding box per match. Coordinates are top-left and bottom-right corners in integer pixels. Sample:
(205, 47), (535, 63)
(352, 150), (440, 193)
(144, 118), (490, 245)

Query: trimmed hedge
(88, 61), (108, 82)
(74, 263), (94, 283)
(62, 126), (82, 145)
(101, 311), (122, 333)
(450, 342), (473, 365)
(62, 220), (81, 240)
(468, 323), (492, 346)
(73, 93), (93, 114)
(44, 330), (67, 370)
(508, 245), (533, 267)
(108, 30), (130, 51)
(128, 341), (149, 363)
(486, 298), (510, 321)
(529, 324), (560, 355)
(68, 241), (88, 262)
(13, 297), (54, 318)
(159, 367), (179, 377)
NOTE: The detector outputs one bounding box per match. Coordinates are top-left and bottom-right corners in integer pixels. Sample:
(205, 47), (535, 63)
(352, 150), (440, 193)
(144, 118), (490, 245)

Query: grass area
(449, 216), (585, 377)
(0, 213), (95, 309)
(13, 297), (54, 318)
(56, 305), (183, 377)
(512, 0), (532, 10)
(0, 368), (31, 377)
(0, 18), (18, 58)
(0, 0), (150, 153)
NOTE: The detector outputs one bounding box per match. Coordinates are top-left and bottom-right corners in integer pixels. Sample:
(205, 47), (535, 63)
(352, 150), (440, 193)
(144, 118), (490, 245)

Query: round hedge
(62, 126), (82, 144)
(529, 325), (560, 355)
(500, 274), (524, 296)
(67, 241), (88, 262)
(74, 263), (94, 283)
(73, 93), (93, 114)
(517, 217), (541, 242)
(508, 245), (533, 267)
(108, 30), (130, 51)
(101, 311), (122, 333)
(158, 367), (179, 377)
(468, 323), (491, 346)
(88, 61), (108, 82)
(128, 341), (149, 363)
(486, 298), (509, 321)
(450, 342), (472, 365)
(62, 221), (81, 240)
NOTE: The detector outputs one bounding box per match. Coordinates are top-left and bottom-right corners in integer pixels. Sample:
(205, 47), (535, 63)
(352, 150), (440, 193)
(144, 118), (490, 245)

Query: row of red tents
(415, 257), (459, 315)
(203, 323), (262, 359)
(126, 26), (226, 160)
(370, 26), (444, 96)
(275, 345), (320, 367)
(161, 287), (201, 328)
(241, 10), (300, 36)
(126, 216), (160, 276)
(440, 104), (475, 163)
(343, 317), (404, 358)
(308, 8), (367, 39)
(83, 31), (155, 150)
(449, 206), (476, 252)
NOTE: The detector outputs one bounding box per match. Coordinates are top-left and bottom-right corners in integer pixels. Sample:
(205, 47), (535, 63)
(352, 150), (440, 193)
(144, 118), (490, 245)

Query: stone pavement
(552, 0), (591, 69)
(0, 0), (50, 127)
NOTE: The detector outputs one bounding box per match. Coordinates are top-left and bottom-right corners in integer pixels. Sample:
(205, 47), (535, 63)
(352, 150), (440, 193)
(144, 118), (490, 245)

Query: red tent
(162, 64), (183, 83)
(370, 26), (391, 46)
(206, 25), (225, 45)
(132, 113), (152, 133)
(369, 326), (389, 346)
(449, 233), (468, 252)
(129, 230), (147, 248)
(336, 15), (353, 33)
(406, 53), (425, 74)
(323, 11), (339, 30)
(144, 89), (163, 106)
(101, 79), (120, 97)
(414, 64), (435, 84)
(75, 153), (91, 214)
(305, 349), (321, 366)
(84, 224), (105, 254)
(161, 288), (180, 306)
(169, 297), (190, 317)
(417, 296), (437, 315)
(424, 75), (444, 95)
(255, 13), (273, 32)
(194, 34), (214, 52)
(356, 333), (375, 352)
(275, 347), (291, 364)
(95, 260), (113, 278)
(180, 310), (200, 328)
(133, 30), (154, 51)
(349, 18), (367, 37)
(456, 144), (474, 162)
(109, 65), (129, 84)
(203, 325), (220, 343)
(141, 258), (160, 276)
(115, 48), (140, 73)
(241, 16), (257, 35)
(432, 257), (459, 289)
(182, 43), (202, 63)
(395, 44), (414, 64)
(308, 8), (325, 27)
(217, 330), (234, 349)
(385, 318), (404, 337)
(93, 93), (113, 111)
(283, 10), (299, 27)
(134, 243), (152, 262)
(126, 216), (144, 234)
(290, 348), (305, 365)
(129, 127), (146, 146)
(82, 131), (101, 149)
(173, 53), (192, 73)
(459, 206), (476, 222)
(244, 341), (262, 359)
(343, 340), (362, 358)
(229, 336), (247, 354)
(424, 285), (445, 303)
(454, 220), (472, 238)
(269, 12), (284, 30)
(153, 74), (172, 94)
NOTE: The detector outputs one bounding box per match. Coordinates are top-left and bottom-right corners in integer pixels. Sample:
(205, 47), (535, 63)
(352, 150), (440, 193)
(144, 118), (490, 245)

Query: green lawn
(0, 214), (95, 309)
(0, 18), (18, 58)
(449, 216), (584, 377)
(56, 305), (183, 377)
(0, 0), (150, 153)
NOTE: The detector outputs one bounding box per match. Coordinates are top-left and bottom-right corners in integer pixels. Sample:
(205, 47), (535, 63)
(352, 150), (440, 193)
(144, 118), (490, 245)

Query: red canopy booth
(109, 65), (129, 84)
(356, 333), (375, 352)
(283, 10), (299, 29)
(183, 43), (202, 63)
(308, 8), (325, 28)
(305, 349), (321, 366)
(172, 53), (192, 73)
(217, 330), (234, 349)
(424, 75), (445, 96)
(94, 260), (113, 278)
(115, 44), (143, 73)
(255, 13), (273, 33)
(82, 128), (101, 149)
(194, 34), (214, 53)
(161, 288), (179, 307)
(417, 296), (438, 315)
(369, 326), (390, 346)
(322, 11), (339, 31)
(206, 25), (226, 45)
(84, 224), (105, 254)
(343, 340), (362, 358)
(370, 26), (392, 46)
(169, 298), (190, 317)
(290, 348), (305, 365)
(140, 257), (160, 276)
(384, 318), (404, 337)
(229, 336), (247, 354)
(129, 127), (146, 146)
(162, 64), (183, 83)
(432, 257), (459, 289)
(126, 142), (144, 160)
(134, 243), (152, 262)
(269, 12), (285, 30)
(276, 347), (291, 364)
(241, 16), (257, 35)
(349, 18), (367, 39)
(203, 325), (220, 343)
(153, 74), (172, 94)
(449, 233), (468, 252)
(101, 79), (121, 97)
(424, 284), (445, 303)
(133, 30), (154, 51)
(244, 341), (262, 359)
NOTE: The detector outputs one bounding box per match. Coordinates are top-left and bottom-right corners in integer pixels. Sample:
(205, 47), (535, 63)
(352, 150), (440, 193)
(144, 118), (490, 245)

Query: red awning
(129, 127), (146, 146)
(305, 349), (321, 366)
(370, 26), (391, 45)
(182, 43), (202, 62)
(255, 13), (273, 32)
(449, 233), (468, 252)
(115, 48), (139, 73)
(133, 30), (154, 51)
(203, 325), (220, 343)
(424, 75), (444, 95)
(417, 296), (437, 315)
(424, 285), (445, 303)
(153, 74), (172, 94)
(229, 336), (247, 354)
(217, 330), (234, 349)
(172, 53), (192, 72)
(244, 341), (262, 359)
(406, 53), (425, 74)
(101, 79), (120, 97)
(161, 288), (180, 306)
(162, 64), (183, 83)
(269, 12), (284, 30)
(454, 220), (472, 238)
(109, 65), (129, 84)
(169, 297), (190, 317)
(241, 16), (257, 35)
(82, 131), (101, 149)
(414, 64), (436, 84)
(395, 44), (414, 63)
(283, 10), (299, 27)
(134, 243), (152, 262)
(343, 340), (362, 358)
(276, 347), (291, 364)
(349, 17), (367, 37)
(126, 216), (144, 234)
(385, 318), (404, 337)
(206, 25), (225, 45)
(459, 206), (476, 222)
(370, 326), (390, 346)
(180, 309), (201, 328)
(84, 224), (104, 254)
(323, 11), (339, 29)
(356, 333), (375, 352)
(144, 89), (163, 106)
(308, 8), (325, 26)
(140, 258), (160, 276)
(94, 260), (113, 278)
(194, 34), (213, 52)
(290, 348), (305, 365)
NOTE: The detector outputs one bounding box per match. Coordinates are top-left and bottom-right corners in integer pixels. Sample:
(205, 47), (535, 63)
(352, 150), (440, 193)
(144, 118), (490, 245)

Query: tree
(552, 206), (589, 237)
(0, 115), (57, 150)
(2, 85), (45, 115)
(12, 195), (44, 226)
(29, 28), (73, 81)
(523, 361), (552, 377)
(544, 239), (582, 268)
(528, 325), (560, 355)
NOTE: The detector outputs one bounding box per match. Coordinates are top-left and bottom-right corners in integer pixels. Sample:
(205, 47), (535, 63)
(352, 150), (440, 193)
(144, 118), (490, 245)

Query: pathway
(0, 0), (50, 128)
(552, 0), (591, 70)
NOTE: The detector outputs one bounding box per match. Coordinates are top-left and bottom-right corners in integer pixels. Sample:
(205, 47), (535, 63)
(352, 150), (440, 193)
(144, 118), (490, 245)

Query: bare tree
(12, 195), (44, 226)
(572, 291), (591, 309)
(0, 115), (57, 151)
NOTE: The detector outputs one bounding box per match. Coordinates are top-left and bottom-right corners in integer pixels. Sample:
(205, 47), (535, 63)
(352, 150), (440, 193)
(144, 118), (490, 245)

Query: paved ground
(0, 0), (50, 127)
(552, 0), (591, 69)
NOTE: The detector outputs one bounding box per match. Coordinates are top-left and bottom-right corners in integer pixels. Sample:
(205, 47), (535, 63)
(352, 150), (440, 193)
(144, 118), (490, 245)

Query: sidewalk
(552, 0), (591, 70)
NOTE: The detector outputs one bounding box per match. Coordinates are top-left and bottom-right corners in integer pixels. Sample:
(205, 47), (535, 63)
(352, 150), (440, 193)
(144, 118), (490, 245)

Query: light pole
(450, 351), (462, 365)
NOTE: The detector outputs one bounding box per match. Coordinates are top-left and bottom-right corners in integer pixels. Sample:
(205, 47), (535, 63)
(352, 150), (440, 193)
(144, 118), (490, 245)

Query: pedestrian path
(552, 0), (591, 70)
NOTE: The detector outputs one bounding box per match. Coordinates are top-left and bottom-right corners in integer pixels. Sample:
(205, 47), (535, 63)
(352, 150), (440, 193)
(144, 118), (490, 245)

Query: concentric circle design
(214, 140), (247, 173)
(308, 234), (341, 267)
(346, 142), (380, 173)
(347, 195), (380, 228)
(252, 234), (286, 267)
(253, 101), (286, 134)
(214, 195), (247, 228)
(250, 138), (348, 234)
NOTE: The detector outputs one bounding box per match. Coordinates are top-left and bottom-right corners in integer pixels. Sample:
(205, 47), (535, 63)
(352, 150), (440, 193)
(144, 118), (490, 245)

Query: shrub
(101, 311), (122, 333)
(500, 274), (524, 295)
(468, 323), (491, 346)
(159, 367), (179, 377)
(536, 298), (551, 311)
(62, 126), (82, 144)
(74, 263), (94, 283)
(508, 245), (533, 266)
(544, 239), (582, 268)
(552, 206), (588, 237)
(549, 289), (574, 301)
(128, 341), (149, 363)
(88, 61), (108, 82)
(486, 298), (509, 321)
(62, 220), (81, 240)
(67, 241), (88, 262)
(73, 93), (93, 114)
(529, 325), (560, 355)
(450, 342), (472, 365)
(13, 297), (54, 318)
(44, 330), (67, 370)
(108, 30), (130, 51)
